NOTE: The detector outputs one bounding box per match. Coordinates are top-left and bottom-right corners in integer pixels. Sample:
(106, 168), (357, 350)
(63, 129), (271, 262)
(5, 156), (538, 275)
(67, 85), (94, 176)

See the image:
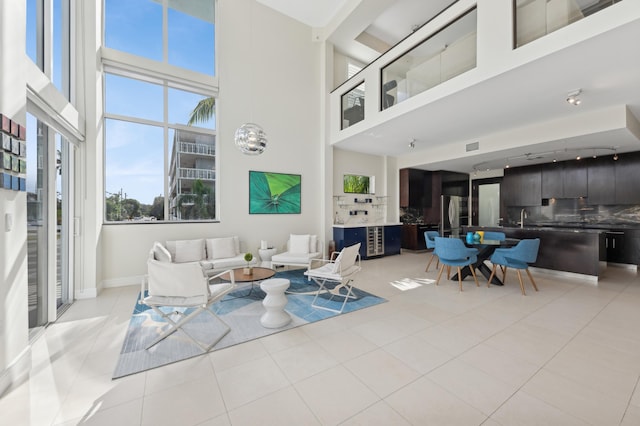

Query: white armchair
(141, 243), (237, 352)
(271, 234), (323, 269)
(304, 243), (362, 313)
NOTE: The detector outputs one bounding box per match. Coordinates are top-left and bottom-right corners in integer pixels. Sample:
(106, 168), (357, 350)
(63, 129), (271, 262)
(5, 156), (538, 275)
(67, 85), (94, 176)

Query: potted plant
(243, 252), (254, 275)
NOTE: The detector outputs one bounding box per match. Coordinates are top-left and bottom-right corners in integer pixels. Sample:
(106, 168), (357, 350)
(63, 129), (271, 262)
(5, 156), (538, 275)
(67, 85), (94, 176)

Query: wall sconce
(566, 89), (582, 106)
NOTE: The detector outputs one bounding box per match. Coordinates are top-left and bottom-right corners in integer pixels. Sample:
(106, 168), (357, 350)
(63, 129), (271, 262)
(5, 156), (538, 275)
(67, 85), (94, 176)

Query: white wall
(100, 0), (323, 286)
(332, 148), (398, 225)
(0, 0), (29, 397)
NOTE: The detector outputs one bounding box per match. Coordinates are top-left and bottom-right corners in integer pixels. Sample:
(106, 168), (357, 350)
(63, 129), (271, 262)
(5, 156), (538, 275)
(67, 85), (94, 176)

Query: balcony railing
(177, 167), (216, 180)
(176, 142), (215, 156)
(381, 8), (477, 111)
(514, 0), (623, 48)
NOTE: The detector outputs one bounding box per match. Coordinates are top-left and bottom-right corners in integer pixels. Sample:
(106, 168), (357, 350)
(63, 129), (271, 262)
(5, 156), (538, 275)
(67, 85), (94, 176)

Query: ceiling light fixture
(613, 150), (619, 161)
(566, 89), (582, 106)
(408, 138), (416, 149)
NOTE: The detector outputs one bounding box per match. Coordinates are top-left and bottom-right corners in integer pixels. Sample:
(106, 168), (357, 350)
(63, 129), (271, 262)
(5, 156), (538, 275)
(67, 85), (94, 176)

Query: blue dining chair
(424, 231), (440, 272)
(488, 238), (540, 295)
(434, 237), (479, 291)
(482, 231), (505, 241)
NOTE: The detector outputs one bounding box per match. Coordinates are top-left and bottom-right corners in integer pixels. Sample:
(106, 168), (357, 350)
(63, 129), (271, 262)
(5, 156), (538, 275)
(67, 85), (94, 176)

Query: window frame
(101, 0), (219, 224)
(102, 68), (218, 224)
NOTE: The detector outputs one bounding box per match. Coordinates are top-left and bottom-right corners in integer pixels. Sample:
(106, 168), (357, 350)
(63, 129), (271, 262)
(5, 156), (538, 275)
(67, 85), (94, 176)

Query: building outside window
(103, 0), (217, 222)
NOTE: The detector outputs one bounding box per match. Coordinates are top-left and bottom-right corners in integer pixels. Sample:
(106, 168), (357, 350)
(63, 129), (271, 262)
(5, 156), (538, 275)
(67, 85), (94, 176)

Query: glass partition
(341, 82), (366, 129)
(514, 0), (622, 48)
(381, 8), (477, 110)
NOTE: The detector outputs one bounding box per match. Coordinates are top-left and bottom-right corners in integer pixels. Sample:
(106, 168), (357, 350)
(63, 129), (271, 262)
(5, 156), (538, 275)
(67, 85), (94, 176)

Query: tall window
(105, 0), (215, 76)
(26, 0), (72, 98)
(103, 0), (217, 222)
(104, 73), (216, 222)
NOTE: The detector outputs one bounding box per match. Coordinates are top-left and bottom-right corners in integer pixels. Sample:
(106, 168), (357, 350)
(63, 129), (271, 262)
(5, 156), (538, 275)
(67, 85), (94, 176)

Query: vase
(243, 266), (253, 275)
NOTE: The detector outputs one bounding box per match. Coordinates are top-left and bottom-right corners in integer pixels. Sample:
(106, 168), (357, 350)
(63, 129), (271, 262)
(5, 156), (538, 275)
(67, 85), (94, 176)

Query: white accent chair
(271, 234), (323, 270)
(304, 243), (362, 313)
(141, 245), (237, 352)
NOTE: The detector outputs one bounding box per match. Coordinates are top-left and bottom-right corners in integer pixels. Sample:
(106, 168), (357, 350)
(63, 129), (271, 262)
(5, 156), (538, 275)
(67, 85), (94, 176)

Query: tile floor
(2, 251), (640, 425)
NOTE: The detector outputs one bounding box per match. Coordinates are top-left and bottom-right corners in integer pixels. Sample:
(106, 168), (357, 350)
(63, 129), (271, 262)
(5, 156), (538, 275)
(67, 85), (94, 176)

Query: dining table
(451, 237), (520, 285)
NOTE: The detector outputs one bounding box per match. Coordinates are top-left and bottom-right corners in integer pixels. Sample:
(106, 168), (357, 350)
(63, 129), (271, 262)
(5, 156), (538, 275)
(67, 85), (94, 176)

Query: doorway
(471, 177), (502, 227)
(26, 113), (74, 334)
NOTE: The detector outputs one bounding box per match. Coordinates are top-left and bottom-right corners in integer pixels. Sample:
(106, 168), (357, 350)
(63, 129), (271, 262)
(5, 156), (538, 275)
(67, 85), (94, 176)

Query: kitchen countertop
(333, 222), (402, 228)
(498, 226), (605, 234)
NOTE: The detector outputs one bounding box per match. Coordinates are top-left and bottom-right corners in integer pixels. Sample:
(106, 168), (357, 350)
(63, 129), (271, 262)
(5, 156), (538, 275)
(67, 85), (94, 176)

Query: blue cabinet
(333, 225), (401, 259)
(384, 225), (401, 256)
(333, 226), (367, 259)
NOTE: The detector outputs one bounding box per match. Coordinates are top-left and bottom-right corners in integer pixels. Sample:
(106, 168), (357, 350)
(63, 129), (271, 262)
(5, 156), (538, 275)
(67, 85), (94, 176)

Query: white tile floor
(3, 251), (640, 425)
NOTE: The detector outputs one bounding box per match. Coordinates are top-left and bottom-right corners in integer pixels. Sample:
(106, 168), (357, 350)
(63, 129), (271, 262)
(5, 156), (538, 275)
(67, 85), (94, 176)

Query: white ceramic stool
(260, 278), (291, 328)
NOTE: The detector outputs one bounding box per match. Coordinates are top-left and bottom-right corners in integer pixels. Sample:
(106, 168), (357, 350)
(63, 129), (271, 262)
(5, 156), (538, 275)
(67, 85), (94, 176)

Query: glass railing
(514, 0), (623, 48)
(381, 8), (477, 111)
(341, 81), (366, 129)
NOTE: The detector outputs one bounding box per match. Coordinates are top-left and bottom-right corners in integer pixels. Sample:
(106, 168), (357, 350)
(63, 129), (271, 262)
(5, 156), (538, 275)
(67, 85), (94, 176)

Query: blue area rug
(113, 269), (386, 379)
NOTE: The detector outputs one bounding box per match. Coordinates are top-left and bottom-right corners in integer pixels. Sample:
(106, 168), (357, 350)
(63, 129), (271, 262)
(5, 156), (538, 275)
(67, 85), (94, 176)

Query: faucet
(519, 208), (527, 228)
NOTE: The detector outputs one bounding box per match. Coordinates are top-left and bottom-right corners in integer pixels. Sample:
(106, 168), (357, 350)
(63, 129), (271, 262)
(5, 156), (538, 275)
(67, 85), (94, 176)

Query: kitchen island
(464, 226), (606, 279)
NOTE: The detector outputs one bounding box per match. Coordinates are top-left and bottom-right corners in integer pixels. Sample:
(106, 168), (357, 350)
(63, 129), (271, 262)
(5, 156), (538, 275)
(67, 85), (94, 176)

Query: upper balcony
(329, 0), (638, 168)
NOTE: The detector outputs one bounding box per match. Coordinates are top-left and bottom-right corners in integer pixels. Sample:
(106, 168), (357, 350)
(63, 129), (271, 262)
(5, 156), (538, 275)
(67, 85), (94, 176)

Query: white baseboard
(0, 346), (32, 398)
(102, 275), (144, 289)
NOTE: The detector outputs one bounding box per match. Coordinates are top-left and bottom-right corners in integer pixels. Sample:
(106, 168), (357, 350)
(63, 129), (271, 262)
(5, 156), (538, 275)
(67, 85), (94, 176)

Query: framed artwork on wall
(249, 170), (301, 214)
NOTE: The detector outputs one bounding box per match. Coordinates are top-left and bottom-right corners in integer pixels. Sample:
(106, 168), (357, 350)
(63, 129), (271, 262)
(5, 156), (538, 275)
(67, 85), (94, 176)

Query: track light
(408, 138), (416, 149)
(566, 89), (582, 106)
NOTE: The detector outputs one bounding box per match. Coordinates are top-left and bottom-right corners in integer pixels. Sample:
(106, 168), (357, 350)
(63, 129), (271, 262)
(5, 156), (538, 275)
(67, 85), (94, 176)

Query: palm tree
(187, 97), (215, 126)
(177, 179), (215, 220)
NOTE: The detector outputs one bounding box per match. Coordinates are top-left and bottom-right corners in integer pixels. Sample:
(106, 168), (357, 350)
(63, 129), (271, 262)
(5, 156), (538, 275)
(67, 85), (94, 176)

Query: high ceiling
(257, 0), (640, 173)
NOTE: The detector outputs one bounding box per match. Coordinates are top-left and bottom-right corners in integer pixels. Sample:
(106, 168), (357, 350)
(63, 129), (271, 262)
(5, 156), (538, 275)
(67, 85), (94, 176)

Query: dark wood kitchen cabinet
(605, 231), (625, 264)
(541, 161), (586, 198)
(615, 152), (640, 204)
(541, 162), (562, 199)
(587, 157), (616, 205)
(563, 161), (587, 198)
(400, 168), (431, 208)
(503, 166), (541, 206)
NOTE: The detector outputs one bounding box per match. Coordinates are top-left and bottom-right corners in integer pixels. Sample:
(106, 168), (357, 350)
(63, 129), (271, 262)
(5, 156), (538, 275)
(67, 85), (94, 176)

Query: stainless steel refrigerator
(440, 195), (468, 237)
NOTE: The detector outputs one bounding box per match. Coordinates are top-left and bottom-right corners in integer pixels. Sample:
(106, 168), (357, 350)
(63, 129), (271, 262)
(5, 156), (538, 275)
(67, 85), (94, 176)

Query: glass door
(26, 115), (49, 331)
(26, 113), (73, 333)
(56, 134), (72, 314)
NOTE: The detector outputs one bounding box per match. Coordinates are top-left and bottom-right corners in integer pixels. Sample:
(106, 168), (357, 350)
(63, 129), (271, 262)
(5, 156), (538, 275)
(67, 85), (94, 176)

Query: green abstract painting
(249, 171), (301, 214)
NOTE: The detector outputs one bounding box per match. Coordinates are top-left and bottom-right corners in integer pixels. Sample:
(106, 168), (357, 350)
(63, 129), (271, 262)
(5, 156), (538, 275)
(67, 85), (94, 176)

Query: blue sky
(26, 0), (216, 207)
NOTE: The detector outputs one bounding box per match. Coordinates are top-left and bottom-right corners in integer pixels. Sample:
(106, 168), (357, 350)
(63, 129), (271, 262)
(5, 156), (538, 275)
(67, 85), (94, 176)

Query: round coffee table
(219, 267), (276, 298)
(219, 267), (276, 283)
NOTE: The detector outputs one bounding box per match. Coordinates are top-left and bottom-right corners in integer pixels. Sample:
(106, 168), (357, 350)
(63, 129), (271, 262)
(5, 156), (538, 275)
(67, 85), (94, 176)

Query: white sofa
(270, 234), (323, 269)
(150, 236), (256, 275)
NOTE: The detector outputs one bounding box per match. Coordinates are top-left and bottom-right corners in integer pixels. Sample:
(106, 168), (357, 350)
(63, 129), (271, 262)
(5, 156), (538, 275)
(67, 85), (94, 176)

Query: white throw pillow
(153, 242), (172, 263)
(289, 234), (310, 254)
(333, 243), (360, 273)
(207, 237), (237, 260)
(309, 235), (318, 253)
(173, 239), (205, 263)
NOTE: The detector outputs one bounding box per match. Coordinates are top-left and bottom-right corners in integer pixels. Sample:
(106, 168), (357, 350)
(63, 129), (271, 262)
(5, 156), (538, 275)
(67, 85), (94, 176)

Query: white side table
(258, 247), (277, 267)
(260, 278), (291, 328)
